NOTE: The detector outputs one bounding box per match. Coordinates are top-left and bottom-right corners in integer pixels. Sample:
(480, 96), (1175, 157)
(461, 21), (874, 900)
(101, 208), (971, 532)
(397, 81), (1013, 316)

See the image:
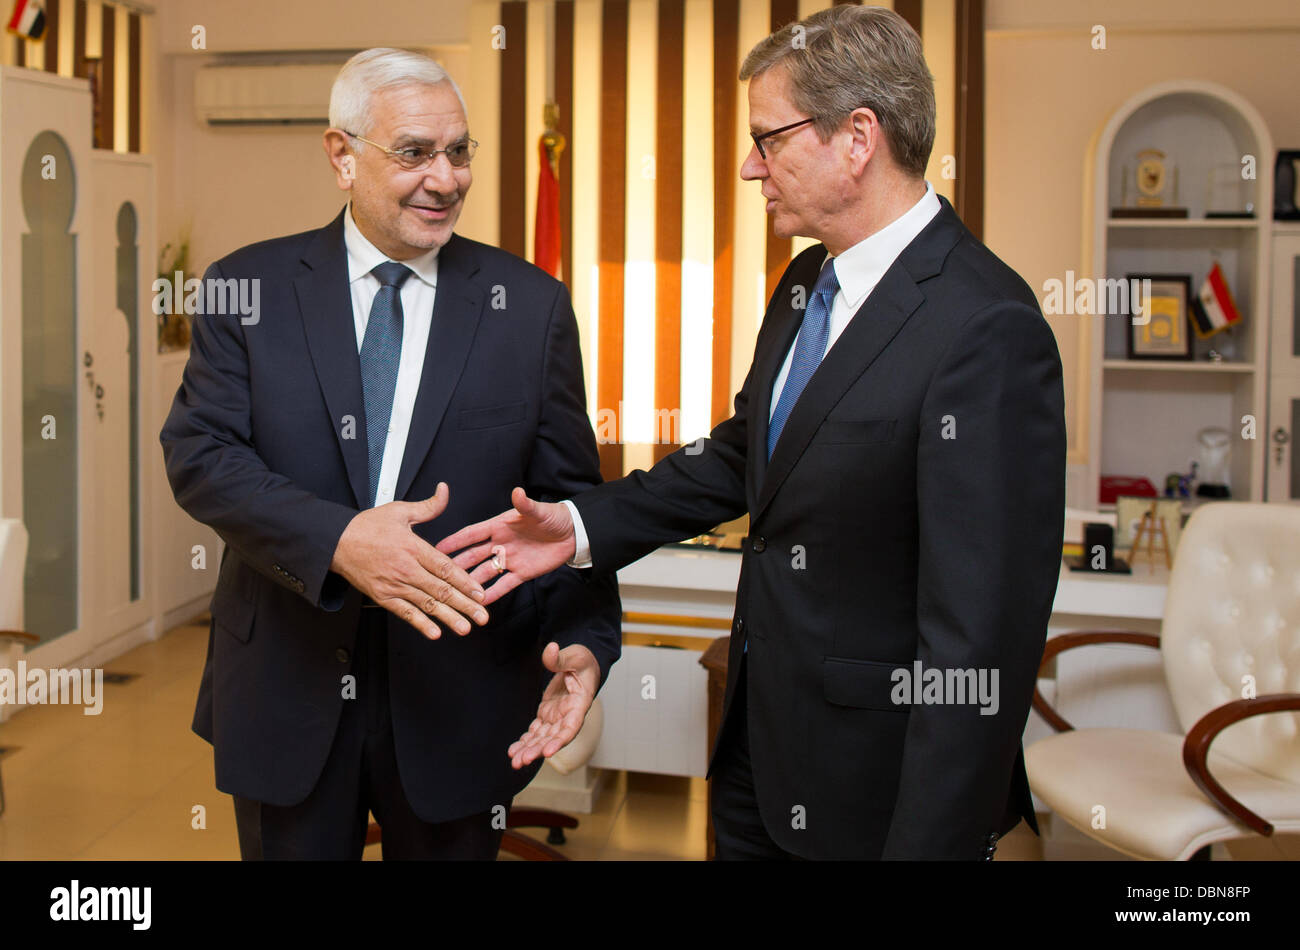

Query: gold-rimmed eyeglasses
(344, 131), (479, 170)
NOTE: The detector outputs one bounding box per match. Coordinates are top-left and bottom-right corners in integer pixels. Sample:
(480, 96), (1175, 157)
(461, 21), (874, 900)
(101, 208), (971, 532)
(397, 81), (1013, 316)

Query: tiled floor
(0, 615), (1045, 861)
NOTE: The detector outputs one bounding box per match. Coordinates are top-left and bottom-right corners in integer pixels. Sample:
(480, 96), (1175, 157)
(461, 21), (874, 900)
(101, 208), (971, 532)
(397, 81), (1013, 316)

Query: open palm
(508, 642), (600, 768)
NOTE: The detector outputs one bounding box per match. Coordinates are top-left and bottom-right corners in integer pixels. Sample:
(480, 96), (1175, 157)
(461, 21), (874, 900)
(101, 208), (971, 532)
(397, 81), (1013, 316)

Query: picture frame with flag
(1127, 273), (1193, 360)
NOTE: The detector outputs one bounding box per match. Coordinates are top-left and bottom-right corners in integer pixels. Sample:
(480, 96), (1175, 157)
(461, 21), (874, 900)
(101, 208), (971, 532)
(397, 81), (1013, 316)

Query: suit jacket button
(335, 648), (350, 664)
(751, 536), (767, 553)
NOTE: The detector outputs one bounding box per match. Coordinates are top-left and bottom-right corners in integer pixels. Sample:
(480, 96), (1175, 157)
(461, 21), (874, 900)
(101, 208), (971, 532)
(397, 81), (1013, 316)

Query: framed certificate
(1127, 274), (1193, 360)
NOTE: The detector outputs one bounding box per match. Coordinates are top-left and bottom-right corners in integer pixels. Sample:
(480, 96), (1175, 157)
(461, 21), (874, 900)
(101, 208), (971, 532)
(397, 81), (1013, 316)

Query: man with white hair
(161, 48), (620, 859)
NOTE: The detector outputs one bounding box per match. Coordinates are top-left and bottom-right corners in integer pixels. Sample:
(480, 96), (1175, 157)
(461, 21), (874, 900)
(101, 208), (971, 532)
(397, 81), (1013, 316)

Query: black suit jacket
(574, 197), (1065, 858)
(160, 209), (621, 823)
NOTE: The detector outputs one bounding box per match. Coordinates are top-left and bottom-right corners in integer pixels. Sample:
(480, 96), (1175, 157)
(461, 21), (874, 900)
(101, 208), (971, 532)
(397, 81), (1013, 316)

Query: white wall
(152, 0), (469, 54)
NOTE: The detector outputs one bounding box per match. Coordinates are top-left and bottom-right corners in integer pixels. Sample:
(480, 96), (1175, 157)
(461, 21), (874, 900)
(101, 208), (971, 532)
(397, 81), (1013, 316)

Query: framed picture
(1127, 274), (1194, 360)
(1114, 495), (1184, 559)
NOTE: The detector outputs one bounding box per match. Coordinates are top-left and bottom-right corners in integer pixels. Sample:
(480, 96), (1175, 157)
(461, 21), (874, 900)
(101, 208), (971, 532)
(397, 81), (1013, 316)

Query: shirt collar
(829, 181), (941, 310)
(343, 203), (439, 288)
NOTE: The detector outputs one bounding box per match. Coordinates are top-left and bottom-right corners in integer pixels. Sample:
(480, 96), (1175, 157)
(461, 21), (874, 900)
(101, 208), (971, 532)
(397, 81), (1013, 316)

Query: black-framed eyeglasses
(750, 117), (819, 160)
(344, 131), (479, 170)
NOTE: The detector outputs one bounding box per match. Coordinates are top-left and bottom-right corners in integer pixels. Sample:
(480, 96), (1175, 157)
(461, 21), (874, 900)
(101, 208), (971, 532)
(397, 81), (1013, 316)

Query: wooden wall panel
(653, 0), (685, 462)
(598, 0), (628, 479)
(711, 0), (739, 426)
(556, 0), (574, 287)
(98, 2), (116, 150)
(128, 11), (140, 152)
(498, 1), (528, 257)
(954, 0), (984, 237)
(43, 0), (61, 73)
(895, 0), (922, 37)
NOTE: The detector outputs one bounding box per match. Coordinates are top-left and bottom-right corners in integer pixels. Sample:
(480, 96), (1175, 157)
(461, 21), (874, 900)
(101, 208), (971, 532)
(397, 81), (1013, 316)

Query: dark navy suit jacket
(574, 198), (1066, 858)
(160, 208), (621, 822)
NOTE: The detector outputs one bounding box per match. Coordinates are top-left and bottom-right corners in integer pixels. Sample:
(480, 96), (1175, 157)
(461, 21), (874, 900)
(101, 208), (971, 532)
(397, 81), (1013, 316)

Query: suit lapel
(296, 209), (371, 509)
(393, 233), (486, 501)
(752, 198), (966, 523)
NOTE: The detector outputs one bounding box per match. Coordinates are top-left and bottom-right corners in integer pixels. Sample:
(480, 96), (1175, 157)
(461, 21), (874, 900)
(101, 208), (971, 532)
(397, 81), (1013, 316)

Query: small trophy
(1206, 163), (1255, 218)
(1115, 148), (1187, 218)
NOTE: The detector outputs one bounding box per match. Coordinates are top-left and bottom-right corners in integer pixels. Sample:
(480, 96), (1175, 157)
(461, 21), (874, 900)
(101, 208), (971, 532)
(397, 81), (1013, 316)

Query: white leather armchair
(1, 518), (38, 717)
(1027, 502), (1300, 860)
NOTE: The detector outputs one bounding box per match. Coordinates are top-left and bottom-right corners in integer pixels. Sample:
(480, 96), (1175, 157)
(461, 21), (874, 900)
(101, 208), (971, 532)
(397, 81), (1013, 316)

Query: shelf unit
(1080, 80), (1274, 508)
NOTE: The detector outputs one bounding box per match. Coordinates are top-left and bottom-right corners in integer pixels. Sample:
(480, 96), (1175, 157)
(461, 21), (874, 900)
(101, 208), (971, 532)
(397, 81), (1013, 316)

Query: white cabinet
(0, 66), (182, 673)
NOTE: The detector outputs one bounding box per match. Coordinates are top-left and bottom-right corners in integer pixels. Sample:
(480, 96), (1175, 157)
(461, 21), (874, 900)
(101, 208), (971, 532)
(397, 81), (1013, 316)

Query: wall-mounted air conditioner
(194, 62), (341, 126)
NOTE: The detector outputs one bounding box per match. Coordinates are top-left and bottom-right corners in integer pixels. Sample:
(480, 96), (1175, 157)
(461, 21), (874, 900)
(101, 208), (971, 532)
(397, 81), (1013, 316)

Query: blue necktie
(767, 258), (839, 460)
(360, 261), (412, 507)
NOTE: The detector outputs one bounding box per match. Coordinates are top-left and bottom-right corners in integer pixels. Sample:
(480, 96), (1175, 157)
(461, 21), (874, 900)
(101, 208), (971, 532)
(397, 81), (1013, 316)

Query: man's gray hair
(739, 5), (935, 177)
(329, 48), (466, 143)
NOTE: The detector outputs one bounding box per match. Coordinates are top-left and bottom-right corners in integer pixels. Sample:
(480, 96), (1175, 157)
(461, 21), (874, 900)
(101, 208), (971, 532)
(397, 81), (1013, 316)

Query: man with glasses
(441, 6), (1066, 860)
(161, 48), (620, 859)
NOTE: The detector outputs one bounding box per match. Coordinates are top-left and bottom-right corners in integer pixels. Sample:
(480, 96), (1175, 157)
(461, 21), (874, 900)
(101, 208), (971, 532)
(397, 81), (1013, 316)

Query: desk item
(1099, 475), (1157, 504)
(670, 532), (744, 551)
(1115, 495), (1183, 563)
(1127, 504), (1172, 570)
(1065, 522), (1131, 574)
(1164, 461), (1197, 499)
(1195, 427), (1231, 498)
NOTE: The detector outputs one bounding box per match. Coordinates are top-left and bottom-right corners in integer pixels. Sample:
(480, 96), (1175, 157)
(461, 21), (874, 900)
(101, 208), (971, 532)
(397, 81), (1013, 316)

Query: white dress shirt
(565, 181), (942, 565)
(344, 205), (440, 507)
(768, 181), (940, 418)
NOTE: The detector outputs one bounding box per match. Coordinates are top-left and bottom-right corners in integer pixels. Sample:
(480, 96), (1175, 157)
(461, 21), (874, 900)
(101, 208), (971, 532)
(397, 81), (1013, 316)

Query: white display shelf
(1102, 359), (1256, 373)
(1107, 217), (1259, 229)
(1081, 79), (1274, 508)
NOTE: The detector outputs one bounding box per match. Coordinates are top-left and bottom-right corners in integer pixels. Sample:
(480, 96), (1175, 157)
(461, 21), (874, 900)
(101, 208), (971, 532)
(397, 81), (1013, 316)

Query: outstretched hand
(435, 487), (577, 606)
(507, 642), (600, 769)
(330, 482), (488, 640)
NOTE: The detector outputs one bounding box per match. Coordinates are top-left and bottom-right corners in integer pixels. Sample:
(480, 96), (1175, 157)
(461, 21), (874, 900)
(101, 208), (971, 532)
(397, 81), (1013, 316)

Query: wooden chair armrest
(0, 629), (39, 645)
(500, 829), (569, 861)
(1031, 631), (1161, 733)
(1181, 693), (1300, 836)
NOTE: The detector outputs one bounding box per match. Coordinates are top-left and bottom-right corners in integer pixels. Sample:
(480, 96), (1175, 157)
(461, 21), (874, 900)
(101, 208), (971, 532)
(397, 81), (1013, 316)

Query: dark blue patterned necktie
(767, 258), (839, 459)
(360, 261), (412, 506)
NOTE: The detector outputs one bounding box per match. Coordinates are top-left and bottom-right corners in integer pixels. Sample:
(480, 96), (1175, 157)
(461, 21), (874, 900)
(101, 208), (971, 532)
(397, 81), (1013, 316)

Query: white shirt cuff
(561, 499), (593, 568)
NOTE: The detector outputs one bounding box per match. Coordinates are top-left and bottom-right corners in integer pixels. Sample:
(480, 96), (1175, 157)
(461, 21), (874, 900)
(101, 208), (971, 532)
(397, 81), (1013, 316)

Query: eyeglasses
(343, 131), (478, 170)
(750, 117), (819, 160)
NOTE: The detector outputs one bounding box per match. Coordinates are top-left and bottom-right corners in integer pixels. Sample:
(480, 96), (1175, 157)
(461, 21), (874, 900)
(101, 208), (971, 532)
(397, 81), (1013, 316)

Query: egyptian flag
(1191, 262), (1243, 337)
(6, 0), (46, 40)
(534, 137), (561, 278)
